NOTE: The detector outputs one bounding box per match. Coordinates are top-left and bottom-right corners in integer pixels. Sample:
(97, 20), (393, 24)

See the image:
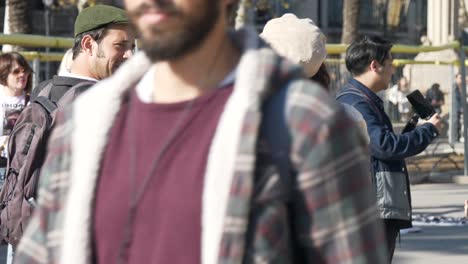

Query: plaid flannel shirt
(15, 28), (387, 264)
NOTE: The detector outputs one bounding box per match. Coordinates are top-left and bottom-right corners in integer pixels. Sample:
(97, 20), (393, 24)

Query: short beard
(131, 1), (220, 62)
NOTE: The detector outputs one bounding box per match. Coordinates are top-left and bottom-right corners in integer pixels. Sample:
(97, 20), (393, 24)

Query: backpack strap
(24, 93), (30, 106)
(262, 82), (292, 179)
(34, 97), (57, 115)
(36, 81), (55, 98)
(56, 81), (95, 108)
(336, 86), (384, 122)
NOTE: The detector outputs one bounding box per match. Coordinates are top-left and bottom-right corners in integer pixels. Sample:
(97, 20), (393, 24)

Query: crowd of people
(0, 1), (464, 264)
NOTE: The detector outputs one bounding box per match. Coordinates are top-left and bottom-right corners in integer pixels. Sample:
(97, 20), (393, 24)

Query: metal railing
(0, 33), (73, 49)
(0, 34), (72, 86)
(2, 33), (468, 63)
(1, 32), (468, 174)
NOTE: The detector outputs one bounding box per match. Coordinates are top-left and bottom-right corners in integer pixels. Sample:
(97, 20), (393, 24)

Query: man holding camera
(337, 35), (442, 262)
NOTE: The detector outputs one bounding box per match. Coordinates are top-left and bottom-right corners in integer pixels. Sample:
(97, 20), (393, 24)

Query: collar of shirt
(136, 66), (238, 103)
(59, 71), (99, 82)
(349, 78), (384, 108)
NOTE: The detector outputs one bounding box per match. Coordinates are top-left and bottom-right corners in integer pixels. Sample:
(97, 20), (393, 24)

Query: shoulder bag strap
(336, 85), (384, 122)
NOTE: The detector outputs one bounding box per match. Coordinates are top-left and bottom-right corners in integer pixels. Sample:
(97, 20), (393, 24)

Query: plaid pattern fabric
(15, 32), (387, 264)
(217, 54), (387, 263)
(15, 107), (73, 264)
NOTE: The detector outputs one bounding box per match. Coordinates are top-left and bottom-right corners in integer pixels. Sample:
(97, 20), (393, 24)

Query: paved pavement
(0, 183), (465, 263)
(393, 183), (468, 264)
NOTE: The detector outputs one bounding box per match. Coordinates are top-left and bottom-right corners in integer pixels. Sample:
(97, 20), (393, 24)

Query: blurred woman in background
(0, 52), (32, 163)
(0, 51), (32, 264)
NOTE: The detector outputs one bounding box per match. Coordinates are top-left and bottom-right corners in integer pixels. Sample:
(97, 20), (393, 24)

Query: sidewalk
(393, 183), (468, 263)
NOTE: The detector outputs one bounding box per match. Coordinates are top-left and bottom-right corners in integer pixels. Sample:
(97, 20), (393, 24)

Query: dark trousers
(384, 222), (400, 263)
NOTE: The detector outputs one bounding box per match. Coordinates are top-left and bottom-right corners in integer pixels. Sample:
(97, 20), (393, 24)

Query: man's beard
(129, 0), (220, 62)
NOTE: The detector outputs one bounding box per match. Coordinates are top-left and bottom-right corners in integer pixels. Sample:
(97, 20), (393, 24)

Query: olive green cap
(74, 5), (128, 37)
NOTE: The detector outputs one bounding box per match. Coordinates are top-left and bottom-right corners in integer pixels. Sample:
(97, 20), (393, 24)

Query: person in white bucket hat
(261, 13), (369, 143)
(261, 13), (326, 77)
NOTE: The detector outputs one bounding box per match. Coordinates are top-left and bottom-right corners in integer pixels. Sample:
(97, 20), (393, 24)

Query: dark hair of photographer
(345, 35), (393, 76)
(430, 83), (440, 91)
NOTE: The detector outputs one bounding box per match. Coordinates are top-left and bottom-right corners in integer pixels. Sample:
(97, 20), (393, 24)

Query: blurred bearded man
(15, 0), (388, 263)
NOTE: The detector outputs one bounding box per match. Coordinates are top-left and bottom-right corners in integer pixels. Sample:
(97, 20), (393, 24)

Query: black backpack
(0, 80), (94, 246)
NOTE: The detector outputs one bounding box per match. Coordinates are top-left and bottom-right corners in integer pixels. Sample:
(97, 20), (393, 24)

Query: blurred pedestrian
(465, 200), (468, 218)
(16, 2), (386, 264)
(261, 13), (370, 143)
(0, 51), (32, 264)
(426, 83), (444, 114)
(0, 5), (134, 263)
(0, 52), (32, 152)
(396, 77), (412, 122)
(454, 73), (464, 141)
(337, 35), (442, 263)
(387, 77), (401, 121)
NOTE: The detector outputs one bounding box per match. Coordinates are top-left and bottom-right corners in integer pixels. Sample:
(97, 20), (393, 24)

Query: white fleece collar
(135, 66), (238, 103)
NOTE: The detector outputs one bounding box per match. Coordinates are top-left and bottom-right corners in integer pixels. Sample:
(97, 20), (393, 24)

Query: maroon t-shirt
(93, 85), (233, 264)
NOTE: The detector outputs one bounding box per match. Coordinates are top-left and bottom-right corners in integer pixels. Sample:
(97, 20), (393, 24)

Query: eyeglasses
(10, 67), (30, 75)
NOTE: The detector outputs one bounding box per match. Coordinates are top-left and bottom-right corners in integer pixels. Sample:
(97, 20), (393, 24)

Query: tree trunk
(388, 0), (405, 26)
(4, 0), (32, 51)
(8, 0), (31, 34)
(341, 0), (361, 44)
(3, 0), (12, 52)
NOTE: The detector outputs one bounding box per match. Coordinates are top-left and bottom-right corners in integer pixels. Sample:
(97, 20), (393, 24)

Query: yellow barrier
(326, 41), (462, 55)
(326, 58), (468, 66)
(0, 33), (466, 54)
(0, 34), (73, 49)
(0, 51), (65, 62)
(1, 33), (468, 63)
(20, 52), (65, 62)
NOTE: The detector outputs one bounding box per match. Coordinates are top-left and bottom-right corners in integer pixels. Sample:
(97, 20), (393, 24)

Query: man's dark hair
(71, 27), (108, 60)
(345, 35), (393, 76)
(430, 83), (440, 90)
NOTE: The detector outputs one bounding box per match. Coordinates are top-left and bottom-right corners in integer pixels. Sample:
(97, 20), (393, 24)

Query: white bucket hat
(260, 13), (327, 77)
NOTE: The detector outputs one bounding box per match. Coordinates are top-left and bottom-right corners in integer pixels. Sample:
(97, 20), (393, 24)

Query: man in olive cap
(2, 6), (134, 262)
(31, 4), (135, 101)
